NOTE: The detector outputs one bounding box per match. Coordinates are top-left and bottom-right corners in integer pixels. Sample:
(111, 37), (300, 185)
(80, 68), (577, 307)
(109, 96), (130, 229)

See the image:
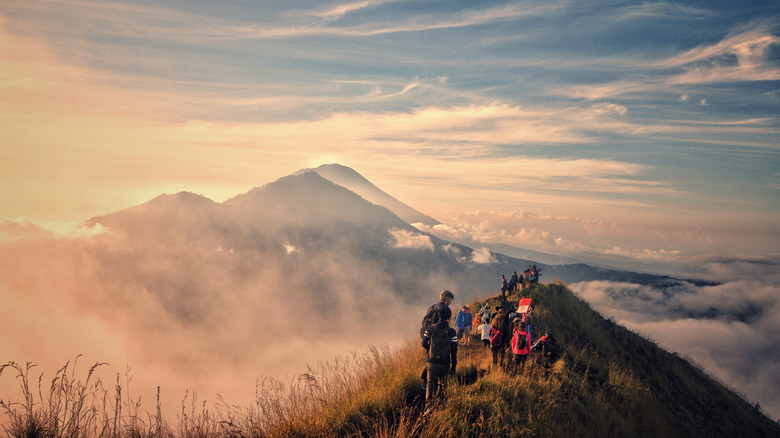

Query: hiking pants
(491, 346), (505, 367)
(425, 363), (449, 407)
(513, 353), (528, 373)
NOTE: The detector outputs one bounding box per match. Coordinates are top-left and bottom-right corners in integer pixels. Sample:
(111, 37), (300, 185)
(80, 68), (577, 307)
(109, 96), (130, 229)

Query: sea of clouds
(569, 258), (780, 421)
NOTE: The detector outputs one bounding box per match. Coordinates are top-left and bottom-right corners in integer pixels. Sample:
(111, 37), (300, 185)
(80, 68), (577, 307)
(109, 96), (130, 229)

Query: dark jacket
(422, 301), (450, 326)
(422, 320), (458, 368)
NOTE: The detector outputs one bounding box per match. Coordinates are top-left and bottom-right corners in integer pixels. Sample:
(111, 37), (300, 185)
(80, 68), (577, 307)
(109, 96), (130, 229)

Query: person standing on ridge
(422, 306), (458, 414)
(420, 290), (454, 339)
(511, 318), (531, 373)
(455, 305), (473, 347)
(477, 302), (491, 325)
(489, 306), (506, 368)
(500, 274), (508, 299)
(478, 318), (491, 348)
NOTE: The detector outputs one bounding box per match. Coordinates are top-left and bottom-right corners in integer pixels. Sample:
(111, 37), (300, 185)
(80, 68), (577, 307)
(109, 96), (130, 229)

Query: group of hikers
(501, 265), (542, 298)
(419, 285), (558, 412)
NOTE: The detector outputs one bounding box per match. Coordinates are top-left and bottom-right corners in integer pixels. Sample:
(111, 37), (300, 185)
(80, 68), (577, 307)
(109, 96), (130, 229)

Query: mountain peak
(223, 171), (412, 230)
(295, 164), (440, 226)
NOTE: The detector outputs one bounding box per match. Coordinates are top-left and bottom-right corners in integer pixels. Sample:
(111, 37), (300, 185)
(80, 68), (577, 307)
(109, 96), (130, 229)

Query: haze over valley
(2, 165), (778, 421)
(2, 0), (779, 424)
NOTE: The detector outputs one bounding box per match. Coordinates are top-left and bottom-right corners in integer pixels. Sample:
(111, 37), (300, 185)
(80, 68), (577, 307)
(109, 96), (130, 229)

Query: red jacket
(511, 330), (531, 355)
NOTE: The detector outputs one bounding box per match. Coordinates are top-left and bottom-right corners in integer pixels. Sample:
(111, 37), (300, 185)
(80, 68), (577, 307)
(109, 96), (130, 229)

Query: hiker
(531, 332), (559, 360)
(510, 318), (531, 373)
(489, 306), (506, 368)
(421, 305), (457, 413)
(476, 302), (491, 325)
(510, 271), (519, 292)
(420, 290), (455, 339)
(500, 274), (508, 299)
(455, 305), (473, 347)
(523, 266), (533, 288)
(523, 305), (534, 342)
(531, 265), (541, 285)
(477, 318), (491, 348)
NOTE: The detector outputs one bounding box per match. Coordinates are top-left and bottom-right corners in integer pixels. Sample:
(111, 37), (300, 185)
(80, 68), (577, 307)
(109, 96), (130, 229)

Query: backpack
(420, 304), (439, 339)
(489, 327), (504, 348)
(428, 325), (452, 363)
(514, 331), (527, 350)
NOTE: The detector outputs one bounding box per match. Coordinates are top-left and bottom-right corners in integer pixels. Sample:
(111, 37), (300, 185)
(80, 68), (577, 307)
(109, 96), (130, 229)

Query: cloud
(389, 228), (434, 250)
(557, 22), (780, 102)
(660, 24), (780, 74)
(3, 0), (562, 43)
(0, 218), (425, 421)
(470, 247), (495, 264)
(569, 260), (780, 419)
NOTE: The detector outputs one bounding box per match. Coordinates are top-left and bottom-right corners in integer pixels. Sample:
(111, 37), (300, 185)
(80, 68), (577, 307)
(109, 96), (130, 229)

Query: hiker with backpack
(510, 318), (531, 373)
(420, 290), (455, 339)
(421, 306), (458, 413)
(476, 302), (491, 325)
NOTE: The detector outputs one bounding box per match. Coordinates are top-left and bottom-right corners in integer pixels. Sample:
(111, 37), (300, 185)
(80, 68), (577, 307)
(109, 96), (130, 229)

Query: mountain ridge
(73, 165), (780, 434)
(89, 166), (697, 290)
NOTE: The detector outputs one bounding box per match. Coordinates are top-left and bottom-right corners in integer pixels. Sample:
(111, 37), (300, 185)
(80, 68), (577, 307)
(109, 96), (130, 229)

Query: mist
(569, 258), (780, 420)
(0, 217), (427, 421)
(4, 171), (776, 426)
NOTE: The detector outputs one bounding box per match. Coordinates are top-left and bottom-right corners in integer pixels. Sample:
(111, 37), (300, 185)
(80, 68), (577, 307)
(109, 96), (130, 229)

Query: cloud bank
(569, 258), (780, 420)
(0, 218), (424, 420)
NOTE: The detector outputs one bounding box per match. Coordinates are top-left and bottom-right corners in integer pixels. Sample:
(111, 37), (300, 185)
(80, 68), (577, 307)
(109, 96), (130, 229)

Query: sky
(1, 0), (778, 278)
(1, 0), (780, 423)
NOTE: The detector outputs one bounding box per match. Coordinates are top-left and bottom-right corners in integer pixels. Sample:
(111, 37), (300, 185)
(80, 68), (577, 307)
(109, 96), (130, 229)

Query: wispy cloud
(557, 22), (780, 101)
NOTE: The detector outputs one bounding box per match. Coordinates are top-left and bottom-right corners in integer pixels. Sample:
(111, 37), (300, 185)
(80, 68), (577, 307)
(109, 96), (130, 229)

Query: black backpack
(428, 325), (451, 363)
(515, 331), (527, 350)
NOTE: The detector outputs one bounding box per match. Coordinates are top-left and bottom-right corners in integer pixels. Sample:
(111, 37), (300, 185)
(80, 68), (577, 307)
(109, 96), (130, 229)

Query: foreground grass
(3, 283), (779, 437)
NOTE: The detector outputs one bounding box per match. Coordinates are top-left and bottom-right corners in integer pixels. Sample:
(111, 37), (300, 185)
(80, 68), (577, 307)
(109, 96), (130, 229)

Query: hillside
(6, 282), (777, 437)
(253, 282), (780, 437)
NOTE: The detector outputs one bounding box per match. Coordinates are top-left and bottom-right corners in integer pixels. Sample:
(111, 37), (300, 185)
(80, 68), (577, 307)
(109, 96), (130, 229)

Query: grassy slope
(283, 282), (779, 438)
(3, 282), (778, 437)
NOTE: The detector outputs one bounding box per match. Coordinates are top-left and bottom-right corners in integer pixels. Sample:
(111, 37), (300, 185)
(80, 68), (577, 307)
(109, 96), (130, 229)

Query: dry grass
(4, 283), (778, 437)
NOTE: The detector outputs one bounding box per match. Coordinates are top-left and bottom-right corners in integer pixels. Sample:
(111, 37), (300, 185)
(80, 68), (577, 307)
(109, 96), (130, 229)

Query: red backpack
(489, 327), (504, 347)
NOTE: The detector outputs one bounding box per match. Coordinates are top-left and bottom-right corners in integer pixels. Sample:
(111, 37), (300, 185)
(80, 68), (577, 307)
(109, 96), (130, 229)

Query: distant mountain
(452, 240), (583, 266)
(80, 166), (775, 429)
(90, 167), (689, 303)
(296, 163), (440, 226)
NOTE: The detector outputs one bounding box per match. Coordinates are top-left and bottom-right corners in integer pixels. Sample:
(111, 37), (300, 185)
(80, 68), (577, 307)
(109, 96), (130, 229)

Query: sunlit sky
(1, 0), (779, 276)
